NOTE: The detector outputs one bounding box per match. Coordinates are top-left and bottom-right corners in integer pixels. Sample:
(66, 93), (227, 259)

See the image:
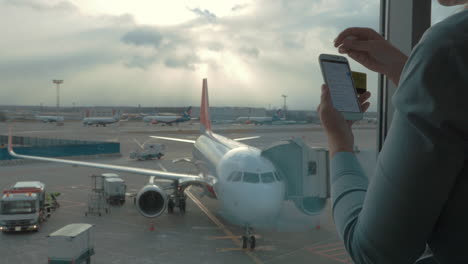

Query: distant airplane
(236, 109), (283, 125)
(8, 79), (326, 250)
(35, 115), (64, 123)
(83, 110), (120, 127)
(142, 106), (192, 126)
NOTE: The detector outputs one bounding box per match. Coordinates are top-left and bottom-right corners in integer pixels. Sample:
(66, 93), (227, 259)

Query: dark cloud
(188, 7), (217, 21)
(232, 4), (248, 12)
(121, 28), (164, 47)
(124, 55), (158, 69)
(239, 47), (260, 58)
(207, 42), (224, 52)
(4, 0), (78, 12)
(0, 51), (117, 79)
(164, 54), (200, 70)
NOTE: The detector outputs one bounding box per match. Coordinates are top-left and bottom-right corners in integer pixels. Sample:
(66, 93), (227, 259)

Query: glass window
(274, 172), (283, 182)
(261, 172), (275, 183)
(231, 172), (242, 182)
(431, 0), (463, 25)
(243, 172), (260, 183)
(227, 174), (234, 182)
(0, 0), (382, 262)
(1, 200), (36, 214)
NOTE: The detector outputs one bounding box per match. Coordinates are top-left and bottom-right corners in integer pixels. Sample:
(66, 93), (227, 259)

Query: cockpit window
(231, 171), (242, 182)
(243, 172), (260, 183)
(261, 172), (275, 183)
(274, 172), (283, 182)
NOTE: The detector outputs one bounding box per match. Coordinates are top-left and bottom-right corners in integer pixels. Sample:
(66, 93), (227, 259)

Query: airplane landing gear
(242, 225), (256, 250)
(167, 181), (187, 214)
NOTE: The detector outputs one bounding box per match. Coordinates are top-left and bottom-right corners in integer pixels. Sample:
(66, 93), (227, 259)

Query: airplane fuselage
(36, 116), (64, 123)
(83, 117), (119, 126)
(193, 133), (285, 227)
(143, 115), (190, 125)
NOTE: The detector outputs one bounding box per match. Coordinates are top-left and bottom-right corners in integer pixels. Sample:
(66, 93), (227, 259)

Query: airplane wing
(150, 136), (196, 144)
(233, 136), (260, 142)
(151, 135), (259, 143)
(7, 135), (200, 181)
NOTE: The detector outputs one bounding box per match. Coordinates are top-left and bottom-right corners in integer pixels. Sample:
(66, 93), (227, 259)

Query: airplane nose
(240, 186), (284, 223)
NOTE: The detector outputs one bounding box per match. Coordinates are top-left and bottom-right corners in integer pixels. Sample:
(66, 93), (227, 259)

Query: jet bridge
(261, 138), (329, 215)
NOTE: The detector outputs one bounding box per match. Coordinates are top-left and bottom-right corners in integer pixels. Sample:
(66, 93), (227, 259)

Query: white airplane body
(236, 109), (283, 125)
(8, 79), (298, 249)
(83, 111), (120, 127)
(36, 115), (64, 123)
(143, 107), (192, 125)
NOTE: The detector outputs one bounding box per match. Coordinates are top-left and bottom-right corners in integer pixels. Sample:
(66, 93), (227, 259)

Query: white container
(101, 173), (119, 179)
(103, 178), (126, 198)
(48, 223), (94, 263)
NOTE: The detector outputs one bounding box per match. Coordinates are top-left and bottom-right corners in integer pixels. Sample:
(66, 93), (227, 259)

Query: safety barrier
(0, 135), (120, 161)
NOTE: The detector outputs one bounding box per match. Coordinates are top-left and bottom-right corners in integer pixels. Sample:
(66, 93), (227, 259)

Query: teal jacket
(331, 10), (468, 264)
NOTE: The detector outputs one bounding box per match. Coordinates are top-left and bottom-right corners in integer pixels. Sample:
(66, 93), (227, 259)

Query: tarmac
(0, 121), (377, 264)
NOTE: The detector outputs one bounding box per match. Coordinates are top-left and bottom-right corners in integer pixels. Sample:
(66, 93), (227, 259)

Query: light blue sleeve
(330, 13), (468, 264)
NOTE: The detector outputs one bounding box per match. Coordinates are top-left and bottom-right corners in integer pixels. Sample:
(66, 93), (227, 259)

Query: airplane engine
(293, 197), (327, 216)
(136, 184), (167, 218)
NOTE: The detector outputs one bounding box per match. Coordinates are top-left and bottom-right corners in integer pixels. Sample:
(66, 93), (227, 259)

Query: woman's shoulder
(420, 9), (468, 49)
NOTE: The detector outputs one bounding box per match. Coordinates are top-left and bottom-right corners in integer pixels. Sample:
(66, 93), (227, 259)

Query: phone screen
(321, 60), (360, 113)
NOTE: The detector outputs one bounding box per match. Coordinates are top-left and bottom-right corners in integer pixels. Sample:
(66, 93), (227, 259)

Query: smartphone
(319, 54), (363, 121)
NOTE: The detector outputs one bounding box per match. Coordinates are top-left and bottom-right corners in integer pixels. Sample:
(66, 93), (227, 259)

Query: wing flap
(233, 136), (260, 142)
(150, 136), (196, 144)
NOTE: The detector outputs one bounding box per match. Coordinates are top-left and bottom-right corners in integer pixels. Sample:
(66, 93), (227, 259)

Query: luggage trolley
(85, 174), (109, 216)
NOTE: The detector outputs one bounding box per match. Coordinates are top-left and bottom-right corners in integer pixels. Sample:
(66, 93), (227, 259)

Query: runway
(0, 121), (377, 264)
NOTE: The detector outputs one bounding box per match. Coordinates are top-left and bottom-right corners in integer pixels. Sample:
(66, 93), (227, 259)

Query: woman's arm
(329, 29), (468, 263)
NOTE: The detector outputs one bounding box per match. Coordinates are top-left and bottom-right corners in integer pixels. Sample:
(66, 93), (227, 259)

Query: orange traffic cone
(149, 222), (155, 232)
(315, 218), (321, 230)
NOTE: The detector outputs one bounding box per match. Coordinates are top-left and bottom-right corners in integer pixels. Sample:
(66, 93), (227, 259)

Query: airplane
(8, 79), (325, 249)
(142, 106), (192, 126)
(35, 115), (64, 123)
(83, 110), (121, 127)
(236, 109), (283, 125)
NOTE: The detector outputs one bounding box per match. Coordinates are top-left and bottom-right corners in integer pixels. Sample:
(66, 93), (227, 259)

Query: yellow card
(351, 71), (367, 94)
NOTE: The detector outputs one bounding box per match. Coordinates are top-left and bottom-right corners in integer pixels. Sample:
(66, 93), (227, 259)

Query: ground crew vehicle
(103, 177), (126, 205)
(0, 181), (49, 232)
(129, 143), (165, 160)
(48, 223), (95, 264)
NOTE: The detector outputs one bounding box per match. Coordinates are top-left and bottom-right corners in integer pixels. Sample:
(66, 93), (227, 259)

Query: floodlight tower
(281, 94), (287, 119)
(53, 79), (63, 120)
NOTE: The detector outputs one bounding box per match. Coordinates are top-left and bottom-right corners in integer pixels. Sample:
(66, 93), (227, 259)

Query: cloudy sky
(0, 0), (460, 110)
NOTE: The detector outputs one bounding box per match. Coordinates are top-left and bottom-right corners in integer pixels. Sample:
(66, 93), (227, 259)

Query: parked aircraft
(83, 110), (120, 127)
(142, 107), (192, 126)
(8, 79), (326, 249)
(36, 115), (64, 123)
(236, 109), (283, 125)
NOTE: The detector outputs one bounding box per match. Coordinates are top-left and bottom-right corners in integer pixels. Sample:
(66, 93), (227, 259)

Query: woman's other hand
(317, 84), (371, 157)
(334, 27), (408, 86)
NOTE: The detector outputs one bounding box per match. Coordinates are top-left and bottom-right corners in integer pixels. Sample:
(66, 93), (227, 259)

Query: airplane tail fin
(200, 78), (212, 134)
(273, 109), (282, 121)
(113, 109), (121, 119)
(85, 110), (90, 118)
(183, 106), (192, 118)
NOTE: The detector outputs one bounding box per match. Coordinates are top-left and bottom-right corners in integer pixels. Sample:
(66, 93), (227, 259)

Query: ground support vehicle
(129, 143), (165, 160)
(0, 181), (51, 232)
(48, 223), (95, 264)
(103, 177), (126, 206)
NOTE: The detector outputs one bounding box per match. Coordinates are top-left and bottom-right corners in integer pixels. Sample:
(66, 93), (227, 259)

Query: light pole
(281, 94), (287, 119)
(53, 79), (63, 122)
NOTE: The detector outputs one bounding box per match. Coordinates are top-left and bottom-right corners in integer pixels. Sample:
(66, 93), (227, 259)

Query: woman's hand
(317, 84), (371, 157)
(334, 27), (408, 86)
